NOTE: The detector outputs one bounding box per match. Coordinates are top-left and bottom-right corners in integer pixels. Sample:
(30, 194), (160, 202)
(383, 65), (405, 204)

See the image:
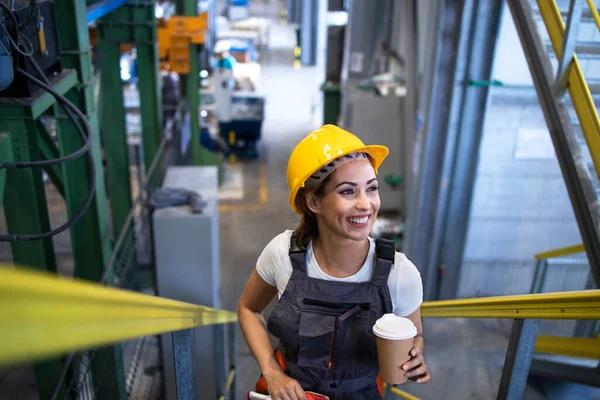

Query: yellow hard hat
(287, 124), (389, 214)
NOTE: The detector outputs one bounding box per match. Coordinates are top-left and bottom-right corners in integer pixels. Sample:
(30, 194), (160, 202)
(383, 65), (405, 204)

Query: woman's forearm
(238, 304), (284, 378)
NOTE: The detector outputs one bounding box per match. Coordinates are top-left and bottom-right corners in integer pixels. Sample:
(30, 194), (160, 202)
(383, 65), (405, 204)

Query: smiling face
(306, 159), (380, 242)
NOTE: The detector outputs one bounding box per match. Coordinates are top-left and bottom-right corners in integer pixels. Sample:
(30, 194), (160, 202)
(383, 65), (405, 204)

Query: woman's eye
(368, 186), (379, 192)
(340, 189), (355, 195)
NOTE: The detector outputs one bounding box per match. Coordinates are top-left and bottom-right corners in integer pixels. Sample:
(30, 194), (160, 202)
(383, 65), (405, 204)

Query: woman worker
(238, 125), (430, 399)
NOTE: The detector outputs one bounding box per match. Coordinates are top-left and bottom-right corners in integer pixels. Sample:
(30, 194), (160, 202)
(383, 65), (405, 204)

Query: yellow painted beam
(537, 0), (600, 181)
(535, 335), (600, 359)
(0, 266), (237, 366)
(421, 290), (600, 319)
(586, 0), (600, 33)
(534, 243), (585, 260)
(385, 384), (421, 400)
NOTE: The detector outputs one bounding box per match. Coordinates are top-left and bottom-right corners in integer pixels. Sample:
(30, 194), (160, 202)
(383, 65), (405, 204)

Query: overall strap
(372, 238), (395, 285)
(289, 232), (308, 275)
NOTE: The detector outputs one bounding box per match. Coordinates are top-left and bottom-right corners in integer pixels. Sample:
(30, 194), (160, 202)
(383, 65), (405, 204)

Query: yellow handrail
(537, 0), (600, 181)
(384, 383), (421, 400)
(421, 289), (600, 319)
(534, 243), (585, 260)
(586, 0), (600, 33)
(535, 335), (600, 359)
(0, 266), (237, 366)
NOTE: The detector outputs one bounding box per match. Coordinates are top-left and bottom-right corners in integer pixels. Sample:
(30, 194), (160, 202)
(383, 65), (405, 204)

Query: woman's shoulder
(256, 230), (294, 286)
(387, 250), (422, 286)
(264, 229), (294, 252)
(257, 230), (295, 265)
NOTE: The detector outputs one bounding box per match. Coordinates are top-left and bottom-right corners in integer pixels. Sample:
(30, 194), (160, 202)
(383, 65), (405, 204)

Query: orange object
(255, 349), (287, 394)
(254, 349), (383, 396)
(157, 12), (209, 73)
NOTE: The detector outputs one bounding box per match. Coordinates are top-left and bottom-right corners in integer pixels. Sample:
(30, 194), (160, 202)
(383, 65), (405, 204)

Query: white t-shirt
(256, 230), (423, 317)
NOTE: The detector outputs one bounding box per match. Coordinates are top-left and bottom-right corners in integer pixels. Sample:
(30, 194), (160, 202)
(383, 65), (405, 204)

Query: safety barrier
(0, 265), (238, 398)
(418, 290), (600, 399)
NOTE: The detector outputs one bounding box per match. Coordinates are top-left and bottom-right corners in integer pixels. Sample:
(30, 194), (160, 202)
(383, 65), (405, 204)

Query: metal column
(97, 35), (132, 234)
(177, 0), (218, 166)
(404, 0), (503, 300)
(54, 1), (126, 398)
(497, 319), (540, 399)
(1, 118), (63, 399)
(300, 0), (318, 65)
(403, 0), (463, 300)
(173, 329), (198, 400)
(436, 0), (504, 300)
(133, 4), (164, 172)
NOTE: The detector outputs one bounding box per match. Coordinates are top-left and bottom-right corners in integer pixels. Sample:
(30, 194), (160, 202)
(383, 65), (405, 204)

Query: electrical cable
(0, 4), (92, 168)
(0, 22), (32, 56)
(0, 67), (92, 168)
(0, 1), (19, 47)
(0, 65), (96, 241)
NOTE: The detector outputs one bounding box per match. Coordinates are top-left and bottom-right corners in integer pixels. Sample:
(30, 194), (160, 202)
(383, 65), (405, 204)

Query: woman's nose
(355, 192), (370, 210)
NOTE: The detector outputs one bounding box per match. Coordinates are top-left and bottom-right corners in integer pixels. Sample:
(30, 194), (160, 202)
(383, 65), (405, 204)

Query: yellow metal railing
(537, 0), (600, 181)
(586, 0), (600, 32)
(420, 289), (600, 319)
(535, 335), (600, 359)
(534, 243), (585, 260)
(0, 266), (237, 366)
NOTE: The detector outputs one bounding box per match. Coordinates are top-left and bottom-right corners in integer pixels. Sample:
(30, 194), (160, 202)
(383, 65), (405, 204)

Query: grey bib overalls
(266, 235), (395, 399)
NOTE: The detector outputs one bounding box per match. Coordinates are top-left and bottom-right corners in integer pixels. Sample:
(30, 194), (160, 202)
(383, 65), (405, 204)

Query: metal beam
(130, 3), (164, 172)
(173, 329), (198, 400)
(53, 1), (125, 399)
(87, 0), (128, 24)
(507, 0), (600, 288)
(555, 0), (583, 97)
(97, 39), (132, 235)
(0, 70), (77, 120)
(0, 133), (12, 206)
(530, 358), (600, 388)
(497, 319), (540, 400)
(35, 121), (65, 197)
(177, 0), (216, 166)
(0, 118), (65, 399)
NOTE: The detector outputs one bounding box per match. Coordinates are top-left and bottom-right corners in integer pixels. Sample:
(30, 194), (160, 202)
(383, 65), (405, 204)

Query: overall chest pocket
(297, 311), (336, 369)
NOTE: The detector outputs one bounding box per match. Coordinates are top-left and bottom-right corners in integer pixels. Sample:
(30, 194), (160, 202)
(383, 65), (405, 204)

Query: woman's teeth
(349, 217), (368, 224)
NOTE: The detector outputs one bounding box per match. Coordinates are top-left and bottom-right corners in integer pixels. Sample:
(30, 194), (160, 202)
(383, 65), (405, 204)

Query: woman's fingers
(405, 364), (427, 378)
(402, 354), (424, 372)
(293, 382), (307, 400)
(416, 370), (432, 383)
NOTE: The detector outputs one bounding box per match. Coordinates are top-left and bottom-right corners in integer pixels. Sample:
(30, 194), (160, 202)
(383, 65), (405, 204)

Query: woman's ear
(306, 191), (321, 214)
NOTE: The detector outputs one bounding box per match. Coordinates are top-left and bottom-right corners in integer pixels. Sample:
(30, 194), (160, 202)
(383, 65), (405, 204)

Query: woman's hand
(401, 346), (431, 383)
(265, 370), (306, 400)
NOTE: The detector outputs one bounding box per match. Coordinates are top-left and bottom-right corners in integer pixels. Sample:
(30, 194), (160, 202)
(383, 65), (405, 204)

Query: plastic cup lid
(372, 313), (417, 340)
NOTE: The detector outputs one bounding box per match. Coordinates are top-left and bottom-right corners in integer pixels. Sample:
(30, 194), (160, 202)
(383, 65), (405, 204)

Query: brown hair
(293, 174), (332, 249)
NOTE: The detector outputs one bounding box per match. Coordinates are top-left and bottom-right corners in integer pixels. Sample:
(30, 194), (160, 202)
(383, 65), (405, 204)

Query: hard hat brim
(289, 144), (389, 215)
